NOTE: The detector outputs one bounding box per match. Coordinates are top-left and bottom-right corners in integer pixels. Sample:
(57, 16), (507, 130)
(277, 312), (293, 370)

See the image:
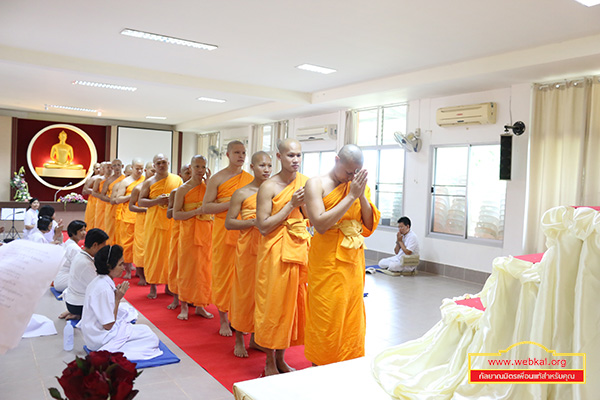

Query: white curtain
(344, 110), (358, 145)
(197, 132), (220, 174)
(250, 125), (263, 156)
(524, 77), (600, 253)
(272, 121), (288, 172)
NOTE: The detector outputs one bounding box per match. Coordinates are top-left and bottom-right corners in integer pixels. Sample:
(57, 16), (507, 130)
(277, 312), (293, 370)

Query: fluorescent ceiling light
(574, 0), (600, 6)
(197, 97), (226, 103)
(121, 28), (218, 51)
(73, 80), (137, 92)
(296, 64), (337, 75)
(45, 104), (98, 113)
(146, 116), (167, 120)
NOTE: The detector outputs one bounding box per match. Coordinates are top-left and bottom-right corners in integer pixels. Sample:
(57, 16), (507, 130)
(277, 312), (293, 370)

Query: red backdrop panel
(14, 119), (108, 201)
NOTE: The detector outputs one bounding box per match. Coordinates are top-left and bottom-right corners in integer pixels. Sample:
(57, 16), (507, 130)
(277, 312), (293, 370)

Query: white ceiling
(1, 0), (600, 132)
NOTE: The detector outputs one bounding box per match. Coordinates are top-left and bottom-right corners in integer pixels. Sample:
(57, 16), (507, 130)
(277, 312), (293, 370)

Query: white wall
(180, 132), (198, 167)
(364, 84), (532, 273)
(0, 116), (12, 200)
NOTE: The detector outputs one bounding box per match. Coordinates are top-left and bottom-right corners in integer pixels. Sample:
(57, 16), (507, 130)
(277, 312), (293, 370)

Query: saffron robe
(132, 209), (146, 267)
(84, 193), (97, 229)
(177, 184), (213, 307)
(229, 193), (261, 333)
(94, 180), (107, 231)
(304, 184), (380, 366)
(167, 216), (181, 294)
(143, 174), (183, 284)
(120, 177), (145, 263)
(254, 173), (310, 349)
(104, 175), (125, 243)
(211, 171), (254, 312)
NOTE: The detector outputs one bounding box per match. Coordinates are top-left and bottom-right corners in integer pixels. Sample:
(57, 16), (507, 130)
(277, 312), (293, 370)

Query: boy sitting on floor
(378, 216), (420, 272)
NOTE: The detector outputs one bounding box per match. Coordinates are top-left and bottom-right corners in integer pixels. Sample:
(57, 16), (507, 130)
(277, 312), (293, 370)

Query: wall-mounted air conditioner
(436, 102), (496, 126)
(295, 125), (337, 141)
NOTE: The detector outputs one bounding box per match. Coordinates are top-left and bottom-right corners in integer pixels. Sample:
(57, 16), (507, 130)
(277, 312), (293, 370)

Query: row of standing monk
(82, 139), (381, 376)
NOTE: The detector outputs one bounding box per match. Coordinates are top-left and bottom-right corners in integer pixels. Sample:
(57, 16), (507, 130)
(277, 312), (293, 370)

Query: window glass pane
(382, 105), (408, 145)
(262, 125), (272, 152)
(431, 146), (468, 236)
(362, 150), (378, 196)
(379, 148), (404, 184)
(357, 109), (378, 146)
(378, 187), (402, 227)
(467, 145), (506, 240)
(320, 151), (337, 175)
(302, 152), (320, 178)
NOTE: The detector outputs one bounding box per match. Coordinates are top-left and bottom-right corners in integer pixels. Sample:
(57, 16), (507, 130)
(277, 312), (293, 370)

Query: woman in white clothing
(54, 220), (87, 293)
(23, 198), (40, 239)
(29, 216), (54, 244)
(80, 244), (162, 360)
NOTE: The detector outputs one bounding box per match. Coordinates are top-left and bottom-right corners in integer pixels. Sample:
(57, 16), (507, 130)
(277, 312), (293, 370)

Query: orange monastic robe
(95, 180), (107, 231)
(229, 193), (260, 333)
(104, 175), (126, 243)
(254, 173), (310, 350)
(304, 184), (380, 366)
(143, 174), (183, 285)
(211, 171), (254, 313)
(177, 184), (213, 307)
(133, 208), (146, 267)
(85, 195), (97, 229)
(167, 216), (181, 294)
(119, 176), (145, 263)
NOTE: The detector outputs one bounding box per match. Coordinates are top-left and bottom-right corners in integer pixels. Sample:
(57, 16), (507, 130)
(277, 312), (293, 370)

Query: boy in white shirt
(378, 216), (420, 272)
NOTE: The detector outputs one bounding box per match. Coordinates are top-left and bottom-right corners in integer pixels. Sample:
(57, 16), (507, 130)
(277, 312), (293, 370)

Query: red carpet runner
(115, 275), (312, 392)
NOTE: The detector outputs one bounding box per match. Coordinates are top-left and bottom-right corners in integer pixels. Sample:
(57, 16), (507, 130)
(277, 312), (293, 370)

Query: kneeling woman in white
(80, 244), (163, 360)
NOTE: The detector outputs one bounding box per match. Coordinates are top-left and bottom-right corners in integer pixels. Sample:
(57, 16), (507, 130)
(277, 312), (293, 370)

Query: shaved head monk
(225, 151), (272, 358)
(165, 164), (192, 312)
(138, 154), (183, 299)
(304, 144), (380, 365)
(113, 158), (146, 279)
(202, 140), (254, 336)
(129, 162), (156, 286)
(103, 159), (125, 244)
(123, 164), (133, 177)
(83, 163), (102, 229)
(255, 138), (310, 376)
(92, 161), (113, 231)
(173, 156), (215, 320)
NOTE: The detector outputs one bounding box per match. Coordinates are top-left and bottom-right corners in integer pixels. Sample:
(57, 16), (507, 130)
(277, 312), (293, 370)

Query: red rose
(87, 351), (112, 369)
(111, 356), (138, 383)
(111, 380), (134, 400)
(57, 366), (85, 400)
(83, 370), (110, 400)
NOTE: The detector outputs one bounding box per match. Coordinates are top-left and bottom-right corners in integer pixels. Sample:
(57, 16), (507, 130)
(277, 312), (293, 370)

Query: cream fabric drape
(524, 78), (600, 254)
(250, 125), (263, 156)
(272, 121), (288, 172)
(373, 206), (599, 399)
(344, 110), (358, 145)
(197, 132), (219, 174)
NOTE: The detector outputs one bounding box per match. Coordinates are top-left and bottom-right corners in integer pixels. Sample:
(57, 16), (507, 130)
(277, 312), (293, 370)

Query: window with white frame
(301, 151), (336, 178)
(430, 144), (506, 241)
(356, 104), (407, 227)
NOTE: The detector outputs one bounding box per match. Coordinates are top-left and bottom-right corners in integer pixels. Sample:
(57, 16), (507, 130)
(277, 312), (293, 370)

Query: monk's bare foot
(58, 311), (70, 319)
(177, 302), (189, 320)
(218, 311), (232, 336)
(234, 331), (248, 358)
(264, 351), (279, 376)
(167, 298), (179, 310)
(147, 284), (157, 299)
(135, 267), (146, 285)
(275, 349), (295, 373)
(137, 279), (147, 286)
(123, 272), (132, 279)
(165, 285), (174, 296)
(195, 307), (214, 319)
(65, 314), (80, 321)
(249, 333), (266, 353)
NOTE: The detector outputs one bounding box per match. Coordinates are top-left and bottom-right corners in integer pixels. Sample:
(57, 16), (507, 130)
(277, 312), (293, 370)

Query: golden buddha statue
(43, 130), (84, 169)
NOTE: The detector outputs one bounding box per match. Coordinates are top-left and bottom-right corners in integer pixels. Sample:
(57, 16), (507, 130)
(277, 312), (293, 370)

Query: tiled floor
(0, 264), (483, 400)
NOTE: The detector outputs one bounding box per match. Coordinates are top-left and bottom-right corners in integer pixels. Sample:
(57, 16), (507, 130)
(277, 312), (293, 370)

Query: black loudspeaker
(500, 135), (512, 180)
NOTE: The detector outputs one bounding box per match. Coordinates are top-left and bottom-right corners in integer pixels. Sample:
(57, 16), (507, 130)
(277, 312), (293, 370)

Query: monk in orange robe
(112, 158), (145, 279)
(138, 154), (183, 299)
(165, 164), (192, 311)
(83, 163), (102, 229)
(173, 156), (215, 320)
(92, 162), (113, 231)
(129, 162), (156, 286)
(255, 138), (310, 376)
(104, 159), (125, 244)
(225, 151), (272, 358)
(304, 144), (381, 366)
(202, 140), (254, 336)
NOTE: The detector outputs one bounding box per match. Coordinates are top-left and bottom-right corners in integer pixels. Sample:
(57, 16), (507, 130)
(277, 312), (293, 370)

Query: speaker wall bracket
(504, 121), (526, 136)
